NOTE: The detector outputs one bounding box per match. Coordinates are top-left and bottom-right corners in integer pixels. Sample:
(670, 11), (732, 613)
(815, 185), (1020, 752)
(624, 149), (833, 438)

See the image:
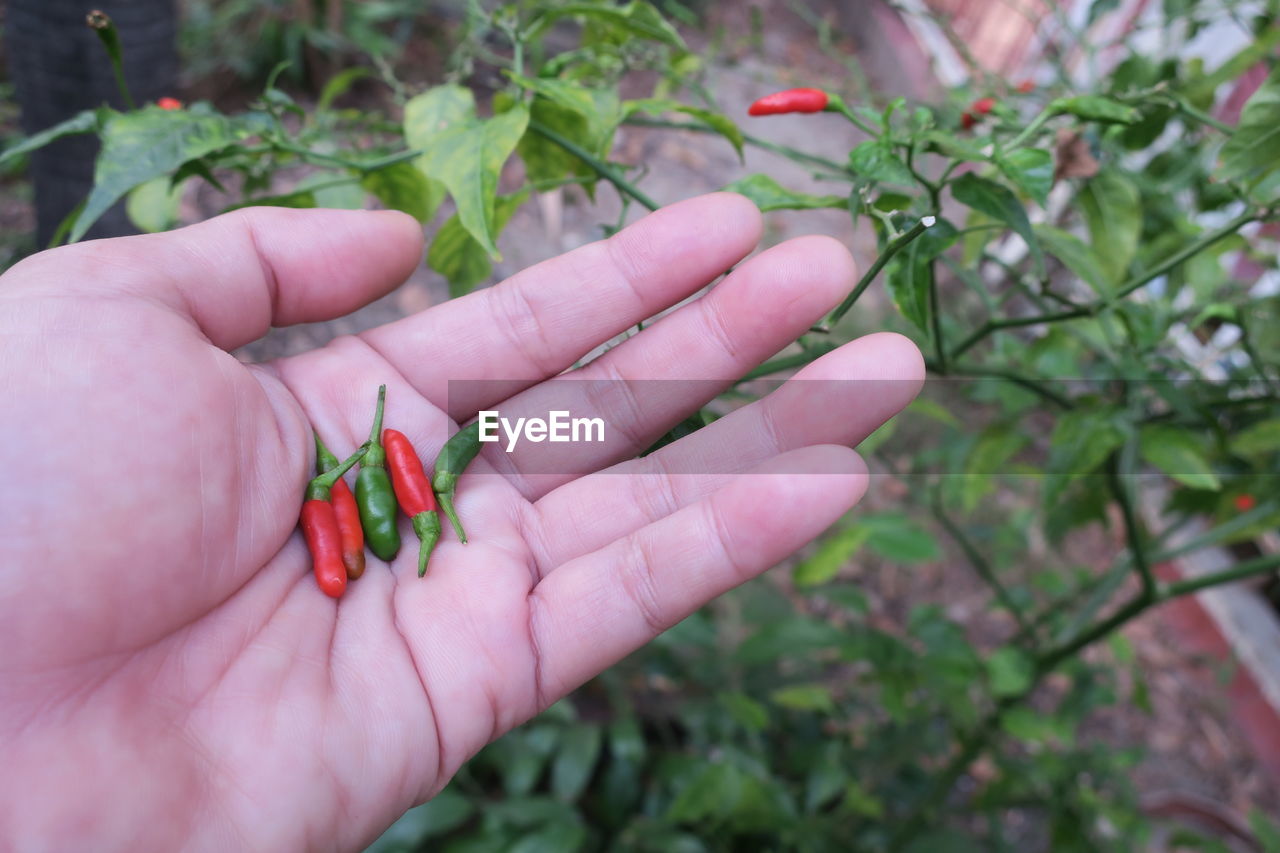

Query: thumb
(3, 207), (424, 351)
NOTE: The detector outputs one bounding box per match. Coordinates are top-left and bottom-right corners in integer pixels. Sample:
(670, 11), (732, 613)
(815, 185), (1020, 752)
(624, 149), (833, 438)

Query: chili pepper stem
(364, 384), (389, 466)
(413, 511), (442, 577)
(306, 443), (369, 501)
(437, 491), (467, 544)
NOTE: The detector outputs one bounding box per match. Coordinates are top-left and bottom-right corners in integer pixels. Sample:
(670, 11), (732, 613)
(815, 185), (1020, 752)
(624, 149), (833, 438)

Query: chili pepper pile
(300, 385), (483, 598)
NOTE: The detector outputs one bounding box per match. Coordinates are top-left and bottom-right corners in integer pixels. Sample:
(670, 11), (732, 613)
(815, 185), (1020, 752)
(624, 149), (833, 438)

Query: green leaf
(922, 129), (987, 162)
(223, 190), (317, 212)
(427, 189), (528, 296)
(886, 217), (958, 331)
(361, 162), (441, 222)
(720, 173), (845, 212)
(518, 97), (594, 187)
(125, 176), (185, 233)
(1001, 706), (1058, 743)
(1079, 169), (1141, 287)
(297, 173), (364, 210)
(860, 513), (941, 563)
(986, 646), (1035, 697)
(736, 617), (845, 665)
(1140, 425), (1220, 490)
(803, 745), (846, 813)
(1045, 409), (1125, 505)
(1035, 225), (1110, 297)
(962, 423), (1029, 511)
(1231, 419), (1280, 458)
(508, 820), (587, 853)
(1049, 95), (1139, 124)
(416, 105), (530, 259)
(849, 139), (915, 185)
(719, 692), (769, 732)
(73, 106), (267, 243)
(793, 524), (871, 586)
(769, 683), (835, 713)
(1218, 66), (1280, 182)
(551, 724), (602, 803)
(666, 763), (740, 823)
(1249, 810), (1280, 853)
(951, 172), (1043, 276)
(0, 108), (102, 169)
(528, 1), (686, 50)
(317, 67), (371, 112)
(625, 98), (743, 158)
(997, 148), (1053, 205)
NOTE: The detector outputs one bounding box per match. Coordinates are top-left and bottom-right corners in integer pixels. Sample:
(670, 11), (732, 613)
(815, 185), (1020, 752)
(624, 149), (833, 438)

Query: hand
(0, 193), (922, 850)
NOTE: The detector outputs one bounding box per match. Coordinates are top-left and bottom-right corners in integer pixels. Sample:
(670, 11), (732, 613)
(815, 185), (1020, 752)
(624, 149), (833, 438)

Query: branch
(529, 120), (660, 211)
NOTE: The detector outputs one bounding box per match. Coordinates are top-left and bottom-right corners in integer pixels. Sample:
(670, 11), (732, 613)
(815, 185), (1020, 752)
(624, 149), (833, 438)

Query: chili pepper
(355, 384), (401, 562)
(961, 111), (975, 130)
(157, 97), (182, 110)
(315, 432), (365, 580)
(384, 429), (442, 578)
(1016, 80), (1036, 94)
(432, 421), (483, 544)
(747, 87), (830, 116)
(972, 97), (996, 115)
(1234, 494), (1256, 512)
(301, 444), (368, 599)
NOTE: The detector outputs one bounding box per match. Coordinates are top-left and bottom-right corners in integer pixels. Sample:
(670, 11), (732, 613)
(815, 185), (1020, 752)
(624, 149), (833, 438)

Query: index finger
(359, 193), (763, 419)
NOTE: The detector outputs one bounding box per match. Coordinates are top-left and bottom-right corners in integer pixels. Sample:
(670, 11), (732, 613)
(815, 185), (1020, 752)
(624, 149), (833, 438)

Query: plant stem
(830, 98), (879, 136)
(529, 120), (659, 212)
(1163, 550), (1280, 597)
(1167, 93), (1235, 134)
(622, 116), (850, 175)
(925, 362), (1073, 409)
(895, 546), (1280, 849)
(819, 215), (936, 331)
(927, 260), (947, 372)
(1107, 453), (1156, 602)
(86, 11), (136, 110)
(738, 342), (838, 382)
(931, 501), (1031, 632)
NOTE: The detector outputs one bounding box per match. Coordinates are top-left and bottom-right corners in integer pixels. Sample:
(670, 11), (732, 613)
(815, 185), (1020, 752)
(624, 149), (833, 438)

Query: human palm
(0, 194), (922, 851)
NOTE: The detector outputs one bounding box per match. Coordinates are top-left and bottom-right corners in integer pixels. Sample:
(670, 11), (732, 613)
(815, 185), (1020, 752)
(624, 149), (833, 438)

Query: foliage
(7, 0), (1280, 849)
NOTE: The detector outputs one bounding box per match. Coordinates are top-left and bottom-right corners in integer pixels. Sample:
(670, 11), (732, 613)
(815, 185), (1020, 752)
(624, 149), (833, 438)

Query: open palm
(0, 194), (923, 851)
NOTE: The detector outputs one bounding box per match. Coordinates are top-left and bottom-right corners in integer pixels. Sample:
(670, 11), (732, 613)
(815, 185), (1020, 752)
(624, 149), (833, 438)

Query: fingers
(527, 445), (868, 704)
(526, 332), (923, 571)
(5, 208), (424, 351)
(481, 235), (858, 497)
(359, 193), (763, 418)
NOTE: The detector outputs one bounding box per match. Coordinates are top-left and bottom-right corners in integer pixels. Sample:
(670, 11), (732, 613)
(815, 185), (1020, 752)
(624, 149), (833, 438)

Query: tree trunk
(6, 0), (179, 245)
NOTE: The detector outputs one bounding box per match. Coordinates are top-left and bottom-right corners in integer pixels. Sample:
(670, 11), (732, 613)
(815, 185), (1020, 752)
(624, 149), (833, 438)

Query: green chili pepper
(355, 384), (401, 561)
(432, 421), (482, 544)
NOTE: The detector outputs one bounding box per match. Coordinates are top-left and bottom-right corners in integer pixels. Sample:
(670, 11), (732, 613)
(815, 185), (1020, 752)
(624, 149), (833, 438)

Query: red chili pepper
(157, 97), (182, 110)
(1234, 494), (1257, 511)
(301, 444), (368, 598)
(316, 433), (365, 580)
(384, 429), (442, 578)
(1016, 80), (1035, 94)
(748, 88), (830, 116)
(972, 96), (996, 115)
(961, 111), (976, 130)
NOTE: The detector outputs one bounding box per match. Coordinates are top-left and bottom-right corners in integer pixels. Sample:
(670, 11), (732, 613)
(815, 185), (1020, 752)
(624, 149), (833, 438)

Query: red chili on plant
(1234, 494), (1257, 511)
(972, 96), (996, 115)
(157, 97), (182, 110)
(1017, 80), (1036, 94)
(747, 88), (830, 116)
(961, 111), (975, 130)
